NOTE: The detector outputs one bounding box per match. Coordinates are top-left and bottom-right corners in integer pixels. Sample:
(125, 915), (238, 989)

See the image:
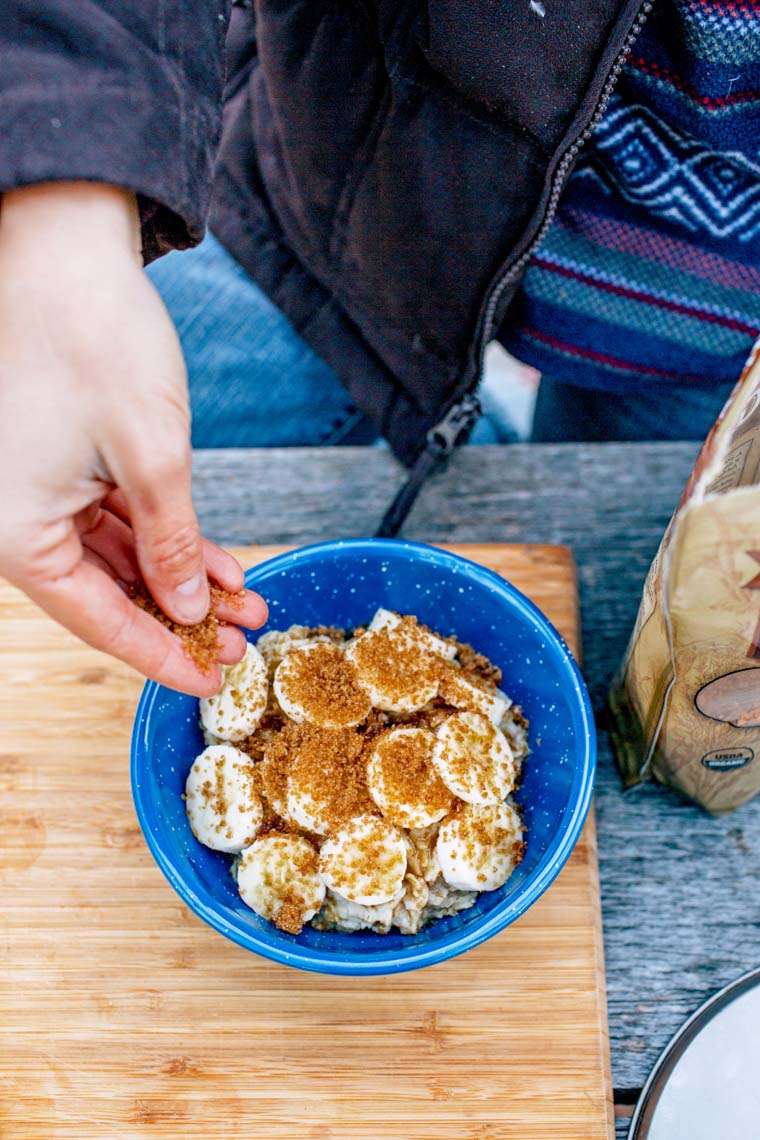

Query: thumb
(115, 435), (209, 625)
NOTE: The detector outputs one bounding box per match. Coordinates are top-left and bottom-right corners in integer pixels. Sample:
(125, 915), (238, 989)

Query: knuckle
(7, 522), (80, 588)
(147, 521), (202, 578)
(125, 438), (190, 500)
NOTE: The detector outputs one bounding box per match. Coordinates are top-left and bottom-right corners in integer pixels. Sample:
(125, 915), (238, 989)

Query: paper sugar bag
(610, 341), (760, 814)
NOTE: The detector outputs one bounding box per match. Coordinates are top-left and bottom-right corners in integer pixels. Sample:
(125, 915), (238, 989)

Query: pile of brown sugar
(279, 643), (371, 726)
(455, 643), (503, 689)
(265, 721), (376, 833)
(349, 621), (441, 695)
(371, 729), (454, 826)
(129, 582), (244, 674)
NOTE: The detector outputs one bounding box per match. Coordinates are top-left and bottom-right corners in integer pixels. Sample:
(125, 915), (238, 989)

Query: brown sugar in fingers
(129, 582), (246, 674)
(212, 586), (246, 612)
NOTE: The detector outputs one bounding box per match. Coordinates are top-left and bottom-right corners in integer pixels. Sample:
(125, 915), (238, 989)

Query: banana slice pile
(185, 609), (528, 936)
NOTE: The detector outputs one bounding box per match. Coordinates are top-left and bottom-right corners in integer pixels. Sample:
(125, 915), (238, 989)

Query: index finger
(103, 489), (268, 628)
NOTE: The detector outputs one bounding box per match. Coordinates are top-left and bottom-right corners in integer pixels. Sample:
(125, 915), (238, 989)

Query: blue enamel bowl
(131, 539), (595, 975)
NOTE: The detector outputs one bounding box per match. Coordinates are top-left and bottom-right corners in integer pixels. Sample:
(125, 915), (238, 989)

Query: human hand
(0, 182), (267, 696)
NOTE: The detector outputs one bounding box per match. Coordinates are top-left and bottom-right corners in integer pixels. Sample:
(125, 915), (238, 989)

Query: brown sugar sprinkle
(238, 713), (284, 762)
(372, 729), (453, 824)
(271, 722), (376, 830)
(129, 582), (246, 674)
(455, 642), (503, 690)
(357, 709), (392, 740)
(441, 714), (502, 793)
(350, 624), (440, 695)
(253, 833), (320, 934)
(216, 587), (246, 611)
(280, 642), (372, 727)
(305, 625), (346, 643)
(255, 750), (298, 831)
(321, 817), (404, 897)
(396, 700), (453, 732)
(454, 808), (525, 871)
(274, 901), (305, 935)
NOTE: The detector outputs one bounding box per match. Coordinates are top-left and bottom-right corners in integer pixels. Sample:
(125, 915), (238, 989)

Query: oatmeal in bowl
(184, 611), (530, 937)
(131, 539), (595, 975)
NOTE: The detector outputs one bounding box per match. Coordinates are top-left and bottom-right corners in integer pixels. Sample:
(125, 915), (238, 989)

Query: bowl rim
(131, 537), (596, 976)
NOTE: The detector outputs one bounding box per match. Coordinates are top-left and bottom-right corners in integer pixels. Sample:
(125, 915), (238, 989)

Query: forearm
(0, 174), (267, 695)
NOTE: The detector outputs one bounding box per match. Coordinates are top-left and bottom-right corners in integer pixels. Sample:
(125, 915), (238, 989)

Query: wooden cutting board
(0, 543), (613, 1140)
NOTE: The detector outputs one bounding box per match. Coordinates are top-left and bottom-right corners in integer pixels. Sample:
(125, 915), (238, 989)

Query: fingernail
(173, 574), (209, 622)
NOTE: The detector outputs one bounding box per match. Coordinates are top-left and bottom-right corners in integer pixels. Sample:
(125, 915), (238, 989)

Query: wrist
(0, 182), (141, 261)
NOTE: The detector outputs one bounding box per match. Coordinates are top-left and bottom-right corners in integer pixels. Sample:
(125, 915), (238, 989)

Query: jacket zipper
(476, 0), (654, 364)
(377, 0), (654, 538)
(376, 394), (482, 537)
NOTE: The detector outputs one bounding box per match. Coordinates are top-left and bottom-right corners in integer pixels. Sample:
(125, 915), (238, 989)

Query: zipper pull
(426, 393), (482, 457)
(376, 394), (481, 538)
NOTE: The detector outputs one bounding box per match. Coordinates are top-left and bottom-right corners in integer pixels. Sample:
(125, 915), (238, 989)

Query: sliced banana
(318, 814), (408, 905)
(344, 628), (439, 714)
(185, 744), (263, 853)
(369, 608), (457, 660)
(432, 710), (517, 804)
(199, 642), (268, 742)
(256, 627), (333, 674)
(367, 727), (454, 828)
(284, 770), (332, 834)
(237, 833), (325, 934)
(286, 725), (371, 835)
(437, 800), (524, 891)
(273, 642), (372, 728)
(438, 667), (510, 724)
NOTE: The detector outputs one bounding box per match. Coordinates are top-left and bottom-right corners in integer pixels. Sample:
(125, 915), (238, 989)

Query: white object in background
(481, 342), (539, 442)
(630, 968), (760, 1140)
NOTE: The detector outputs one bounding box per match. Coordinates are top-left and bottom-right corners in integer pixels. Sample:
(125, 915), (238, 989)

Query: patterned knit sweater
(504, 0), (760, 392)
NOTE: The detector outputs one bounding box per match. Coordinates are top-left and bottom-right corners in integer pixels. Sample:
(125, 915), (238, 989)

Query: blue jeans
(147, 233), (378, 448)
(148, 233), (734, 447)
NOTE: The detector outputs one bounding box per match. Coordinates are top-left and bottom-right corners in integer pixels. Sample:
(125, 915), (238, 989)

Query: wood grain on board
(0, 543), (611, 1140)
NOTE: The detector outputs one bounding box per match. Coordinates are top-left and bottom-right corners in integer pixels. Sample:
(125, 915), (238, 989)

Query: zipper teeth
(478, 0), (654, 360)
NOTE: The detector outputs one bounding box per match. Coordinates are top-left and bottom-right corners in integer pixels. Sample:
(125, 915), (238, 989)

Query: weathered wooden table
(193, 441), (760, 1138)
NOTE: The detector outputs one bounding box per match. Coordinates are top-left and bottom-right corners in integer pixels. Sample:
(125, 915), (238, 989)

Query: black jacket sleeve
(0, 2), (230, 260)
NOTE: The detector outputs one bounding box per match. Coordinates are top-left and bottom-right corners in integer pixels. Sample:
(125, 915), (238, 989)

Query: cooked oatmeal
(185, 610), (528, 936)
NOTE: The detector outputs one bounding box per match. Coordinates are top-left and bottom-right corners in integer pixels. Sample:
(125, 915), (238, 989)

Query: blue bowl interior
(132, 540), (594, 974)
